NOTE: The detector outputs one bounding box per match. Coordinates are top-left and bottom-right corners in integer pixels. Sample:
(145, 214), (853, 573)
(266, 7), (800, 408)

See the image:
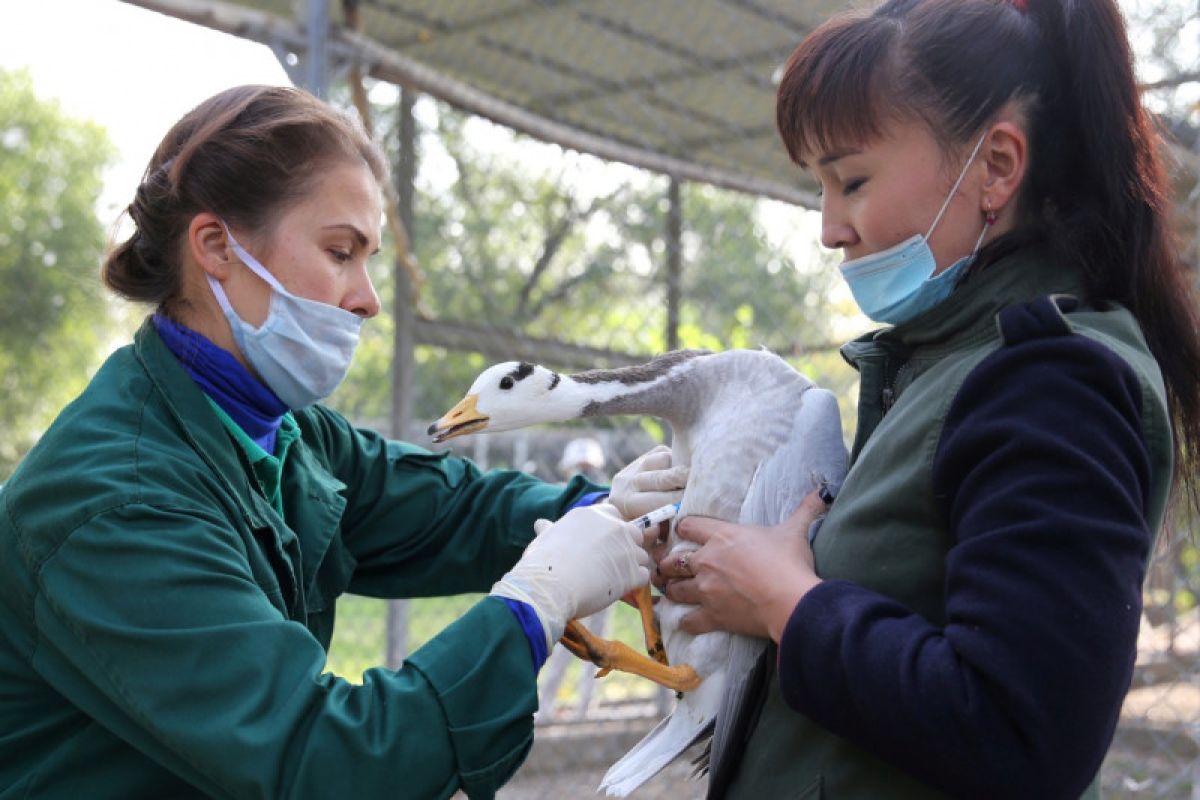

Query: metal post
(384, 87), (418, 671)
(666, 177), (683, 351)
(305, 0), (329, 97)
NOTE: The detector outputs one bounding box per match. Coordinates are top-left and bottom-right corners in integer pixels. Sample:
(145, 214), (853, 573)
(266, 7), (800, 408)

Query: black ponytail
(777, 0), (1200, 517)
(1026, 0), (1200, 515)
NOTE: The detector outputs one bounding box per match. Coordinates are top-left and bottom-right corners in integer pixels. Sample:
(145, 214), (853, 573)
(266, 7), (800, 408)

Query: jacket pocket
(248, 524), (299, 615)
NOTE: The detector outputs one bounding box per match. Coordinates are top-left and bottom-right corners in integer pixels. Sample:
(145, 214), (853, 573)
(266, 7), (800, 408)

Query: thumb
(638, 447), (674, 471)
(777, 490), (828, 537)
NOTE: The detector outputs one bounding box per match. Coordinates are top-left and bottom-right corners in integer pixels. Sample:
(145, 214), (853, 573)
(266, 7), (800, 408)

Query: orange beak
(427, 394), (490, 443)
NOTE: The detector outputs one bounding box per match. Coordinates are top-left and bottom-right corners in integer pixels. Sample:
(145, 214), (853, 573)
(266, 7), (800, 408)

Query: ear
(979, 120), (1027, 214)
(187, 212), (234, 280)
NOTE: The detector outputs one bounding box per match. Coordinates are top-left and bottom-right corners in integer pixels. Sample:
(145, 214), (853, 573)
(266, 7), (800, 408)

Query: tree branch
(1140, 72), (1200, 92)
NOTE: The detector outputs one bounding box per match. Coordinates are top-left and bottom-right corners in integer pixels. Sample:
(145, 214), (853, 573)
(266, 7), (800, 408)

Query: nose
(345, 262), (381, 319)
(819, 195), (858, 251)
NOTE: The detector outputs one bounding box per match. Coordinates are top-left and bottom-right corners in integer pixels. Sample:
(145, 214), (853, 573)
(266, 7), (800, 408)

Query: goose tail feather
(598, 671), (726, 797)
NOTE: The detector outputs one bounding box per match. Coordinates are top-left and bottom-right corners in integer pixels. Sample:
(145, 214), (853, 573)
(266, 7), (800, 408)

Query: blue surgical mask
(838, 132), (991, 325)
(207, 224), (363, 409)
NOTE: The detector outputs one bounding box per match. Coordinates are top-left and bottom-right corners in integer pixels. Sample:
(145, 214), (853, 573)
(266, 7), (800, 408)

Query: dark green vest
(718, 253), (1173, 799)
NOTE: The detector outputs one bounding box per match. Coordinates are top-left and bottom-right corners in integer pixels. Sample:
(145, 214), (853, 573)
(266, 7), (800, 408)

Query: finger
(631, 464), (689, 492)
(638, 448), (674, 471)
(633, 545), (653, 571)
(638, 520), (674, 551)
(779, 490), (829, 536)
(664, 577), (698, 605)
(624, 491), (684, 518)
(679, 608), (715, 636)
(620, 519), (653, 554)
(651, 563), (668, 592)
(659, 546), (697, 580)
(675, 515), (724, 545)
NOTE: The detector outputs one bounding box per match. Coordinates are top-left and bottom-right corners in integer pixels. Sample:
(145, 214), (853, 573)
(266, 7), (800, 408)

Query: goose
(428, 348), (848, 796)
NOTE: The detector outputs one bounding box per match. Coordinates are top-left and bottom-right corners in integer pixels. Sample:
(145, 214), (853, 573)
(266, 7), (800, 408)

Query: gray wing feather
(706, 387), (848, 783)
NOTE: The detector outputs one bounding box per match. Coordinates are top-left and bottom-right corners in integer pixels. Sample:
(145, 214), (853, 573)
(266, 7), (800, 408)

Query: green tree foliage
(0, 69), (114, 479)
(331, 98), (843, 428)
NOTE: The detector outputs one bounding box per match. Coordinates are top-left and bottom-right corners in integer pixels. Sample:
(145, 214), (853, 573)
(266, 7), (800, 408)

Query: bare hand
(657, 490), (829, 641)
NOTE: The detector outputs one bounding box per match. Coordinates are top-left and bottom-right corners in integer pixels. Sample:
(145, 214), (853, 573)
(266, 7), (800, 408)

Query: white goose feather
(430, 348), (848, 796)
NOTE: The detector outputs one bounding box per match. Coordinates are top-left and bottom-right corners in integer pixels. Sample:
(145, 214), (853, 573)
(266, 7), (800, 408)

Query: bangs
(776, 13), (905, 165)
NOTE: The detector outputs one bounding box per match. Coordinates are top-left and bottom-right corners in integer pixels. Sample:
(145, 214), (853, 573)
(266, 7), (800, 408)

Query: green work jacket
(0, 320), (599, 799)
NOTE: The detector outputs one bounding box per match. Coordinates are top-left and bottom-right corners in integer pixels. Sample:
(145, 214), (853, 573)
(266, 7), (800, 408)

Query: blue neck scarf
(152, 313), (288, 453)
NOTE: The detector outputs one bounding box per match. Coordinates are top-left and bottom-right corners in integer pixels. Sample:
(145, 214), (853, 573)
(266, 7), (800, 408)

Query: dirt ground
(459, 610), (1200, 799)
(457, 716), (709, 800)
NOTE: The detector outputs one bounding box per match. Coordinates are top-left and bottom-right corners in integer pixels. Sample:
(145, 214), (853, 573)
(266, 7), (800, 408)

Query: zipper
(880, 359), (910, 416)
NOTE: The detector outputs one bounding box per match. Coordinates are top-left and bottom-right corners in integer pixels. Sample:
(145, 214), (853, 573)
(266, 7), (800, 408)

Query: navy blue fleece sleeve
(776, 334), (1153, 799)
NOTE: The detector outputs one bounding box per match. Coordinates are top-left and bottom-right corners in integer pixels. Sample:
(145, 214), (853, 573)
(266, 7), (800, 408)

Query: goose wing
(706, 385), (849, 783)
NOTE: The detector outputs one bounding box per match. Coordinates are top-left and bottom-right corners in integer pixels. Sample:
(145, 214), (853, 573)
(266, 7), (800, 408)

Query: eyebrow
(798, 149), (861, 169)
(323, 224), (381, 255)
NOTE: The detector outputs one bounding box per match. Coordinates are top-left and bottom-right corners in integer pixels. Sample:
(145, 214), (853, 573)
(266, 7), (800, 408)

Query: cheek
(217, 268), (272, 327)
(277, 251), (341, 305)
(855, 205), (914, 251)
(237, 282), (272, 327)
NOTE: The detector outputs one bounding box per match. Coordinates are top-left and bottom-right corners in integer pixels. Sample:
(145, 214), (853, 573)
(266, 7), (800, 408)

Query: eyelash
(814, 177), (865, 199)
(328, 248), (352, 264)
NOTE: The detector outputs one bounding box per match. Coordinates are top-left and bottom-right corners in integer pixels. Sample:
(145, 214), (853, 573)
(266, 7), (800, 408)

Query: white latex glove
(491, 503), (651, 649)
(608, 444), (689, 520)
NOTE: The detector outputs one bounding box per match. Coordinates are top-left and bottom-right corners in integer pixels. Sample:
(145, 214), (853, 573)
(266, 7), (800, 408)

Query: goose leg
(559, 620), (702, 694)
(631, 584), (669, 665)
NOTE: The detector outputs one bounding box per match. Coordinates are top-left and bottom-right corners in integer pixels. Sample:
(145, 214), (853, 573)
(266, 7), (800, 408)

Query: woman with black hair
(658, 1), (1200, 797)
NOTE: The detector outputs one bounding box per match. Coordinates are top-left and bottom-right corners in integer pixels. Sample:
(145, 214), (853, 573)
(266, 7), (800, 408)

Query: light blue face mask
(207, 224), (363, 409)
(838, 132), (991, 325)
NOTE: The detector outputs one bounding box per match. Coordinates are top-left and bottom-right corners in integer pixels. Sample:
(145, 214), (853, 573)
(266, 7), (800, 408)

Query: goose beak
(428, 394), (490, 443)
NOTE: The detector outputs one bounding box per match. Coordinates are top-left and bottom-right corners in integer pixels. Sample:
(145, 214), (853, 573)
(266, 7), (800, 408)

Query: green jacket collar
(842, 247), (1089, 366)
(132, 318), (273, 530)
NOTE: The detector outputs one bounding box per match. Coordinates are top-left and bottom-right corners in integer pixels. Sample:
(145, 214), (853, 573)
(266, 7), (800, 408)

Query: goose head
(428, 361), (582, 443)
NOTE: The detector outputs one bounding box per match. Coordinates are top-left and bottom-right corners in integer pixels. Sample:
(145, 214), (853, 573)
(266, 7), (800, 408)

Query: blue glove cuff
(568, 490), (609, 510)
(500, 597), (550, 671)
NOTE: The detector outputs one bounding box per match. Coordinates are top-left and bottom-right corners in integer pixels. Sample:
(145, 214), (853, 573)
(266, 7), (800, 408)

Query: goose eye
(499, 377), (514, 390)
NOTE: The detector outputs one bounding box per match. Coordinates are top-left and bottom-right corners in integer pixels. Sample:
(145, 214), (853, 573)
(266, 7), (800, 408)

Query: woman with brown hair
(658, 0), (1200, 797)
(0, 84), (662, 798)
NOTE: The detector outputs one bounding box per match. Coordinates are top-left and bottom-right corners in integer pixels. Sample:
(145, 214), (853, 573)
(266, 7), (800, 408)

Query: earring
(984, 199), (998, 226)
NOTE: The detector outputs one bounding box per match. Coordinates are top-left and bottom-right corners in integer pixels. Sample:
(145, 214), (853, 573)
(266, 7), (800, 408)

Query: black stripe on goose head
(499, 362), (536, 391)
(571, 349), (711, 386)
(509, 362), (535, 381)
